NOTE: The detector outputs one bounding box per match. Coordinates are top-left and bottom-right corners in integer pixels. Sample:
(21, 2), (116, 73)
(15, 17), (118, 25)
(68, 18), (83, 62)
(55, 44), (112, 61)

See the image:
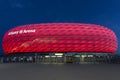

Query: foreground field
(0, 64), (120, 80)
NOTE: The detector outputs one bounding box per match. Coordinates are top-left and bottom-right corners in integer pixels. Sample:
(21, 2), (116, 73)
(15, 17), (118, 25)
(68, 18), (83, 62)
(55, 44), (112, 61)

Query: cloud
(11, 3), (24, 8)
(8, 0), (32, 9)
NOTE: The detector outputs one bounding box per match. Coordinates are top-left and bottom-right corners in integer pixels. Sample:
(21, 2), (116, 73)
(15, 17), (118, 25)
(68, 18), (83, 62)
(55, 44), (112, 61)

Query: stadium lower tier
(0, 53), (120, 64)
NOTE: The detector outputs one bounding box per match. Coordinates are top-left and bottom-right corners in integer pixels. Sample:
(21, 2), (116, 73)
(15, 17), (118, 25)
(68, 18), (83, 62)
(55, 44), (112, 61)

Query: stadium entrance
(66, 56), (73, 63)
(39, 55), (64, 64)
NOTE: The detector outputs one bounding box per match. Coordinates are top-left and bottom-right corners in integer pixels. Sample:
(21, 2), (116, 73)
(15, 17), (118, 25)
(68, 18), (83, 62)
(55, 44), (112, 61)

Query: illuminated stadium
(1, 23), (119, 63)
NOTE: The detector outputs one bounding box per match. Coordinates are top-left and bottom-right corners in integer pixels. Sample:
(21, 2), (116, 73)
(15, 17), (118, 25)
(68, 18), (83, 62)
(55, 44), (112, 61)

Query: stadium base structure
(0, 52), (120, 64)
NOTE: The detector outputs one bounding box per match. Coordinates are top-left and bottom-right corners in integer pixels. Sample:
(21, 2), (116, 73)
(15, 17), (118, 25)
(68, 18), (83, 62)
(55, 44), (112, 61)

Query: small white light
(51, 56), (56, 57)
(81, 55), (87, 58)
(75, 55), (80, 57)
(88, 55), (93, 57)
(55, 53), (63, 56)
(57, 56), (63, 57)
(45, 56), (50, 58)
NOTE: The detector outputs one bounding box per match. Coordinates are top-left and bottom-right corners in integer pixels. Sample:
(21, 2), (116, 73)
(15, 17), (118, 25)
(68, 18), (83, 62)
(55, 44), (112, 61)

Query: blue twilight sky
(0, 0), (120, 54)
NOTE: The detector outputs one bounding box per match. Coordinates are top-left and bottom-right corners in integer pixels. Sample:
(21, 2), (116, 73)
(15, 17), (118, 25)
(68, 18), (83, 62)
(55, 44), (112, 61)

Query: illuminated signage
(8, 29), (36, 35)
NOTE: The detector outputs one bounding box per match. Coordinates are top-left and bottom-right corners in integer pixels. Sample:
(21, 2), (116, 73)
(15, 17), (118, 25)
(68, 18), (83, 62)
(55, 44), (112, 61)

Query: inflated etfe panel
(2, 23), (118, 54)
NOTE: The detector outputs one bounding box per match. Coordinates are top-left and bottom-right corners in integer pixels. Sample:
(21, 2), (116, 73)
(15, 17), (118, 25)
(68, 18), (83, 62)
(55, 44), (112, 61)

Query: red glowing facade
(2, 23), (118, 54)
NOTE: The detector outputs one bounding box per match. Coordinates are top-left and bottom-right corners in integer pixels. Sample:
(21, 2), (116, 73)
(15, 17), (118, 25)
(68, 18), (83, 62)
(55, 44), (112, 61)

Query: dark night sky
(0, 0), (120, 54)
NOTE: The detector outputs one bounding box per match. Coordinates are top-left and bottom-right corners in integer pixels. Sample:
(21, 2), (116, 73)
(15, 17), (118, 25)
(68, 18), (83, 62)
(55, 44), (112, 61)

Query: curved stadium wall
(2, 23), (118, 54)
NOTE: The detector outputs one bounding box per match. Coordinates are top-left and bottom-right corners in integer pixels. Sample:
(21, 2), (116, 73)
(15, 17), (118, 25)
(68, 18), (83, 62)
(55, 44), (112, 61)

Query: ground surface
(0, 63), (120, 80)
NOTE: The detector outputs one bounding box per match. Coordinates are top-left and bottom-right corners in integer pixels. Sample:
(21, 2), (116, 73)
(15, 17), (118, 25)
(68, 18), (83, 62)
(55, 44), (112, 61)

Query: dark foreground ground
(0, 63), (120, 80)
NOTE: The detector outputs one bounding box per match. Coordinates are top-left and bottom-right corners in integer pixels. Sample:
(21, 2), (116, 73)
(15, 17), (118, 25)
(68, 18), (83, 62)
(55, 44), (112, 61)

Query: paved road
(0, 63), (120, 80)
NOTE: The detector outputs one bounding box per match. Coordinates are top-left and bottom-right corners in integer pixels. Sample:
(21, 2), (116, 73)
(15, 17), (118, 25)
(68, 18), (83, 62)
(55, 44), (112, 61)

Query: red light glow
(2, 23), (118, 54)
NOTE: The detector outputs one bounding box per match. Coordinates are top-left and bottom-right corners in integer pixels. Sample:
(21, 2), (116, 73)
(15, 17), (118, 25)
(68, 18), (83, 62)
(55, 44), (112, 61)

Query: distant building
(1, 23), (119, 64)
